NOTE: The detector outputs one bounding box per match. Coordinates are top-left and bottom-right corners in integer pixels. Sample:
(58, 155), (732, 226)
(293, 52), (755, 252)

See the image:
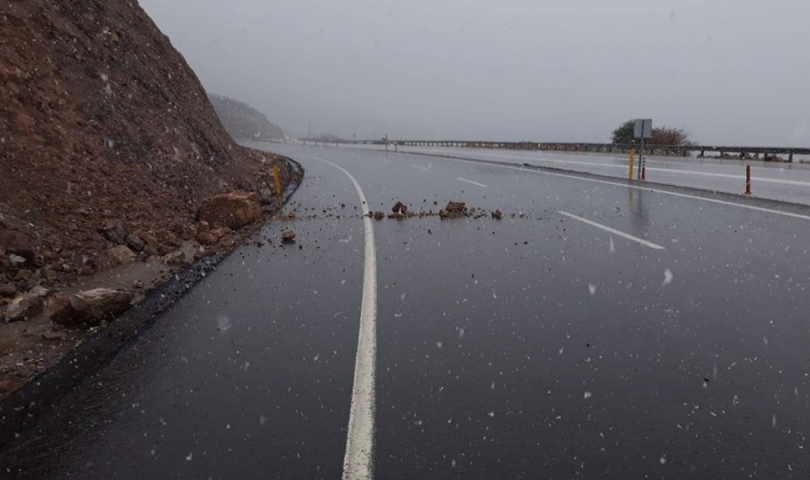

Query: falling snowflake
(588, 284), (597, 296)
(583, 391), (592, 399)
(662, 268), (674, 286)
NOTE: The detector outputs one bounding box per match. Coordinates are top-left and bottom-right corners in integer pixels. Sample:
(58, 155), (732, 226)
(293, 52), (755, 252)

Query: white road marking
(557, 210), (665, 250)
(457, 177), (488, 188)
(314, 156), (377, 480)
(388, 151), (810, 221)
(410, 164), (429, 171)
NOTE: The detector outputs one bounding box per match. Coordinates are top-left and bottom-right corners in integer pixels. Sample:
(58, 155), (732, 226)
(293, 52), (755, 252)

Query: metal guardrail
(304, 138), (810, 162)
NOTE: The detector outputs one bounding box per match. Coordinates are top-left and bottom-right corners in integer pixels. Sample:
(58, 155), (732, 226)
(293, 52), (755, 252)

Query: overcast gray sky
(140, 0), (809, 145)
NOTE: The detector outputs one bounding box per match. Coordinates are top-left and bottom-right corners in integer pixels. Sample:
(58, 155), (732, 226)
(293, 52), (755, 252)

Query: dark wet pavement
(353, 144), (810, 207)
(4, 144), (810, 478)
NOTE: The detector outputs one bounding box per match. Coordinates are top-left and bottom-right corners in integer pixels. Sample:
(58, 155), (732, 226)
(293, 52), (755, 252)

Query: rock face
(4, 286), (49, 322)
(70, 288), (133, 326)
(0, 0), (288, 292)
(198, 192), (262, 229)
(208, 93), (284, 140)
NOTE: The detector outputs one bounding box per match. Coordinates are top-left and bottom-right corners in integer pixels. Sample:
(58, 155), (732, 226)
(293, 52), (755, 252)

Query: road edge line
(314, 156), (377, 480)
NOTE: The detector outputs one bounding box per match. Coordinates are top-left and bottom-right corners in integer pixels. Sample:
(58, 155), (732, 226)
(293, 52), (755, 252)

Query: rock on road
(3, 143), (810, 479)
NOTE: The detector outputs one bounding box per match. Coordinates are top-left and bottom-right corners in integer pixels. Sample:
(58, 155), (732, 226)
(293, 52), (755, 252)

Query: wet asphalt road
(5, 144), (810, 478)
(349, 144), (810, 207)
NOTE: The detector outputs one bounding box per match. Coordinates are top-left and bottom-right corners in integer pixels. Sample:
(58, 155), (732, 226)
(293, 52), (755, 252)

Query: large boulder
(4, 286), (49, 322)
(197, 192), (261, 229)
(0, 230), (35, 266)
(70, 288), (133, 326)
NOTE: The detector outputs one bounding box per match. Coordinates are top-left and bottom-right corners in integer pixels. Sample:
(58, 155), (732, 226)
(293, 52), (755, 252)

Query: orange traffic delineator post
(628, 149), (635, 180)
(745, 165), (752, 195)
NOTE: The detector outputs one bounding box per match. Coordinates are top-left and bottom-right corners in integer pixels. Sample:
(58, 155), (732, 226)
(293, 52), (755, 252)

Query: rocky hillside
(0, 0), (289, 281)
(208, 93), (284, 141)
(0, 0), (302, 398)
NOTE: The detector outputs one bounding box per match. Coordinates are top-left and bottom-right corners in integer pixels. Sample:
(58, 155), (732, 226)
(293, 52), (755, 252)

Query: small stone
(9, 254), (26, 267)
(0, 283), (16, 298)
(45, 293), (79, 327)
(197, 228), (226, 246)
(162, 250), (188, 266)
(392, 201), (407, 214)
(13, 268), (34, 281)
(101, 220), (129, 245)
(281, 230), (296, 243)
(133, 279), (144, 289)
(108, 245), (136, 265)
(4, 286), (49, 322)
(373, 211), (385, 220)
(491, 209), (503, 220)
(126, 234), (145, 252)
(41, 330), (67, 342)
(445, 201), (465, 212)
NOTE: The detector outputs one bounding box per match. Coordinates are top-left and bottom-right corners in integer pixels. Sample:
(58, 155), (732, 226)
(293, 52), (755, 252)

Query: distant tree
(650, 127), (692, 146)
(611, 120), (693, 146)
(611, 120), (635, 144)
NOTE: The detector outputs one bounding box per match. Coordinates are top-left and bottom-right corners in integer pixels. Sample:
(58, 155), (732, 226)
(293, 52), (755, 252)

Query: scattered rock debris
(392, 201), (408, 214)
(492, 209), (503, 220)
(373, 211), (385, 221)
(281, 230), (297, 243)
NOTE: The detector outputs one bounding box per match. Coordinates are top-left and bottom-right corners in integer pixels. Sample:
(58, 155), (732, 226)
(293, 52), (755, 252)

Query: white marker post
(634, 119), (652, 180)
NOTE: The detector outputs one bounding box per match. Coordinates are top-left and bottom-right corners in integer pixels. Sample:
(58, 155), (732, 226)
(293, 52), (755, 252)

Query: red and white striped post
(745, 165), (752, 195)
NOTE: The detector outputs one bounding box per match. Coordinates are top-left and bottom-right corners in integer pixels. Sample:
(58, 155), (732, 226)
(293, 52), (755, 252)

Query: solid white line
(391, 152), (810, 221)
(457, 177), (488, 188)
(557, 210), (665, 250)
(410, 164), (429, 171)
(314, 156), (377, 480)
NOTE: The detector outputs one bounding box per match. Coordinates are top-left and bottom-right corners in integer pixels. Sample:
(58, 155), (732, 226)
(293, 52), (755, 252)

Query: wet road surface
(4, 144), (810, 478)
(347, 143), (810, 207)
